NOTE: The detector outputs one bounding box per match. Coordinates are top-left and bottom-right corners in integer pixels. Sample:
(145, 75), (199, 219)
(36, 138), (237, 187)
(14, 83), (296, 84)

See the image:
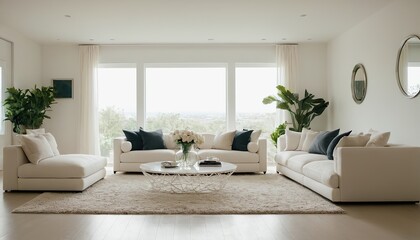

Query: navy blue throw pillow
(232, 130), (253, 151)
(123, 128), (143, 150)
(308, 129), (340, 155)
(326, 130), (352, 160)
(139, 129), (166, 150)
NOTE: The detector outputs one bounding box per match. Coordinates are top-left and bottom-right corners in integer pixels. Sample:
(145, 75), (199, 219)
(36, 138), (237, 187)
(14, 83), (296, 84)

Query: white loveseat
(113, 133), (267, 173)
(275, 134), (420, 202)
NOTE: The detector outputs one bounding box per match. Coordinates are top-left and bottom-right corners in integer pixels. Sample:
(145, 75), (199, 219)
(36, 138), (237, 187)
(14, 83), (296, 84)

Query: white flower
(170, 129), (204, 146)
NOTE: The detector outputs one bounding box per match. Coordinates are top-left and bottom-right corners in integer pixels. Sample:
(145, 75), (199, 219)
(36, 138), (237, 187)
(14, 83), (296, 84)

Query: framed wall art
(52, 79), (73, 98)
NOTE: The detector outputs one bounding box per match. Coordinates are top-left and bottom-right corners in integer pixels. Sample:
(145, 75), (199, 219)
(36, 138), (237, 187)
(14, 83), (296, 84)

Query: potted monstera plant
(263, 85), (329, 138)
(4, 86), (56, 134)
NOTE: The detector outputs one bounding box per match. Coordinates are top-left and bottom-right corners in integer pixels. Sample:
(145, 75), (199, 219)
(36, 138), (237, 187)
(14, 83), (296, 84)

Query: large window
(145, 65), (227, 133)
(98, 64), (137, 157)
(236, 64), (278, 161)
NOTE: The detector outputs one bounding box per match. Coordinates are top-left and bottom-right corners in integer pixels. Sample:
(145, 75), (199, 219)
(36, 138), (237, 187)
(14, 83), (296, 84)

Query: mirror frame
(351, 63), (367, 104)
(396, 34), (420, 98)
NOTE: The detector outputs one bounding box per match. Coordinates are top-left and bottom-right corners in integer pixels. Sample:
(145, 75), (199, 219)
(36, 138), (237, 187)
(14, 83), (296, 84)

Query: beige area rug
(13, 173), (344, 214)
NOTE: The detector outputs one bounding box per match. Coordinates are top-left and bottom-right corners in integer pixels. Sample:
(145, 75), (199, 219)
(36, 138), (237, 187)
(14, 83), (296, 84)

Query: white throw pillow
(20, 134), (54, 164)
(121, 141), (132, 152)
(296, 128), (309, 150)
(284, 128), (301, 151)
(250, 130), (262, 143)
(197, 133), (215, 149)
(163, 134), (178, 149)
(247, 142), (259, 153)
(301, 131), (320, 152)
(366, 129), (391, 147)
(333, 134), (371, 159)
(212, 130), (236, 150)
(41, 133), (60, 156)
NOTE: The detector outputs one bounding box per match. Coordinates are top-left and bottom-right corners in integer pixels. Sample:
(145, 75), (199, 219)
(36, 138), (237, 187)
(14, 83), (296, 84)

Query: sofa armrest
(335, 146), (420, 201)
(113, 137), (126, 172)
(257, 138), (267, 171)
(277, 135), (286, 152)
(3, 145), (30, 191)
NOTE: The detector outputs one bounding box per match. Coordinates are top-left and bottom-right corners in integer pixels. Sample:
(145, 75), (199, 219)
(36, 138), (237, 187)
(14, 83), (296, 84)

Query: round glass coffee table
(140, 162), (237, 193)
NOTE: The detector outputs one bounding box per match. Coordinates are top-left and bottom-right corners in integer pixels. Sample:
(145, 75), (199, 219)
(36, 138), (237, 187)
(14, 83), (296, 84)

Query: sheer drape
(276, 44), (298, 124)
(79, 45), (100, 155)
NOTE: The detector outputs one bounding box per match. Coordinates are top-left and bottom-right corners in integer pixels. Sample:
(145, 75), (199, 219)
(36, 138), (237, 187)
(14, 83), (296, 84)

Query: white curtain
(276, 44), (298, 91)
(79, 45), (100, 155)
(276, 44), (298, 125)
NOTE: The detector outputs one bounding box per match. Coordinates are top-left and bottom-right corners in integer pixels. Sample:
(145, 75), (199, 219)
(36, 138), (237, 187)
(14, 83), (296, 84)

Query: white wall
(327, 0), (420, 145)
(0, 24), (42, 169)
(41, 45), (80, 154)
(42, 43), (328, 153)
(0, 24), (42, 88)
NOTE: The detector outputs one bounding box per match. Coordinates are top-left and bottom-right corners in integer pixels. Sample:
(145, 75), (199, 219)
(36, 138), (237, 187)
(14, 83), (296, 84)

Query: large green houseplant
(4, 86), (56, 134)
(263, 85), (329, 133)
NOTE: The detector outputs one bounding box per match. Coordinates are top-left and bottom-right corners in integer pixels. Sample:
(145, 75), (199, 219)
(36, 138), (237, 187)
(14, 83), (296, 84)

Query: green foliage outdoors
(99, 106), (137, 156)
(4, 86), (56, 134)
(263, 85), (329, 132)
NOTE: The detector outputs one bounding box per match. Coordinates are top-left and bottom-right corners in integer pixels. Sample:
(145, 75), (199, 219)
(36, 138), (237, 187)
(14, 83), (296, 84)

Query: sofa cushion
(120, 149), (176, 163)
(41, 133), (60, 156)
(284, 129), (301, 151)
(197, 134), (215, 149)
(232, 130), (253, 151)
(139, 129), (166, 150)
(247, 142), (259, 153)
(121, 141), (132, 152)
(286, 153), (329, 173)
(248, 129), (262, 142)
(302, 160), (339, 188)
(326, 130), (352, 160)
(20, 134), (55, 164)
(198, 149), (259, 163)
(301, 131), (319, 152)
(274, 151), (307, 166)
(297, 128), (317, 151)
(308, 129), (339, 155)
(163, 134), (178, 149)
(212, 130), (235, 150)
(123, 129), (143, 150)
(366, 129), (391, 147)
(18, 154), (107, 178)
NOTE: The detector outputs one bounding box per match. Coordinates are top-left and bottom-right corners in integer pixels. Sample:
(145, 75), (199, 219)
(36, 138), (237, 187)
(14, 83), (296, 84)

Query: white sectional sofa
(113, 133), (267, 173)
(3, 145), (107, 191)
(275, 134), (420, 202)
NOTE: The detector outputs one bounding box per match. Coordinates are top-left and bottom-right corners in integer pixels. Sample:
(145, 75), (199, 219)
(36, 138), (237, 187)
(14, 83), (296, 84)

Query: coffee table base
(142, 171), (234, 193)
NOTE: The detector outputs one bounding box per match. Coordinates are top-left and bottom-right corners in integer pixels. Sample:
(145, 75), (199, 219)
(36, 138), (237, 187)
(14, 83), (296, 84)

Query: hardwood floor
(1, 170), (420, 240)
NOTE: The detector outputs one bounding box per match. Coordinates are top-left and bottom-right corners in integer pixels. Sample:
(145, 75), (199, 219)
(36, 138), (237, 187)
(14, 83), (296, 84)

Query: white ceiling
(0, 0), (393, 45)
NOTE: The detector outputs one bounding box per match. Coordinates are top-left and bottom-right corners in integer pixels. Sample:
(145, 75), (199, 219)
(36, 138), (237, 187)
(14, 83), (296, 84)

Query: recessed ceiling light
(64, 14), (71, 18)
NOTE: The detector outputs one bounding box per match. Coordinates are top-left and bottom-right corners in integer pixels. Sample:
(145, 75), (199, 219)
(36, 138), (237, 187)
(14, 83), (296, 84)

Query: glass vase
(176, 143), (198, 168)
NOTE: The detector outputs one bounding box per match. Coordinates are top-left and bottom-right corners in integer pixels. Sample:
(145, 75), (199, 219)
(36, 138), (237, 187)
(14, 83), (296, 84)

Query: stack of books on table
(198, 160), (222, 167)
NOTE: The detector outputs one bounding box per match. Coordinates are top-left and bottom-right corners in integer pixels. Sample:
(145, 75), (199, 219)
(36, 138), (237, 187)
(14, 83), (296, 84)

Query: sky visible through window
(145, 67), (226, 114)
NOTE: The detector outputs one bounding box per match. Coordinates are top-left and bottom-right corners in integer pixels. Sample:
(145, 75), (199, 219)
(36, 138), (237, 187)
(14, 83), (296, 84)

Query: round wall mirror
(351, 63), (367, 104)
(396, 34), (420, 98)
